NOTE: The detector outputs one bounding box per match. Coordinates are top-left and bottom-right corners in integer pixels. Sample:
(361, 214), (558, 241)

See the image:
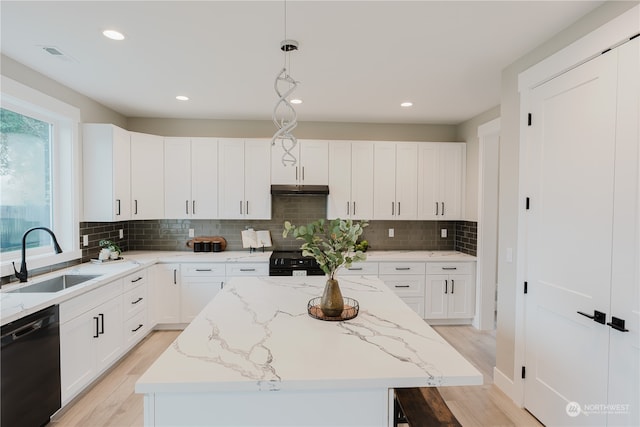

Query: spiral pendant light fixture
(271, 1), (299, 167)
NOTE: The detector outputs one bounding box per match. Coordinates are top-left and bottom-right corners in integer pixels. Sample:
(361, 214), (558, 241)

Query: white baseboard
(493, 367), (523, 407)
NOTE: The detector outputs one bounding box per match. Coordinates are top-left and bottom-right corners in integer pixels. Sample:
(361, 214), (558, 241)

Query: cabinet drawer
(381, 275), (425, 297)
(123, 283), (147, 318)
(123, 310), (147, 348)
(181, 263), (225, 277)
(60, 279), (123, 324)
(339, 262), (379, 276)
(426, 262), (474, 275)
(226, 263), (268, 276)
(379, 262), (426, 275)
(122, 269), (146, 288)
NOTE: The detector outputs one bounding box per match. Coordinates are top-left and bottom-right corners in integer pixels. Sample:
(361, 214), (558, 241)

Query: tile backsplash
(2, 196), (477, 284)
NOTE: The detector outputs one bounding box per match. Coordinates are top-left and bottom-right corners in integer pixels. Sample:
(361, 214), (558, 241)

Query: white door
(394, 143), (418, 220)
(328, 141), (352, 219)
(373, 142), (397, 219)
(439, 144), (464, 219)
(164, 137), (191, 219)
(271, 141), (299, 185)
(424, 275), (448, 319)
(218, 139), (245, 219)
(131, 132), (165, 219)
(180, 278), (224, 323)
(94, 295), (124, 369)
(417, 143), (439, 219)
(191, 138), (218, 219)
(606, 38), (639, 427)
(299, 140), (328, 185)
(447, 274), (474, 318)
(60, 312), (96, 404)
(351, 142), (374, 220)
(112, 126), (131, 220)
(244, 139), (271, 219)
(154, 264), (181, 324)
(524, 49), (618, 426)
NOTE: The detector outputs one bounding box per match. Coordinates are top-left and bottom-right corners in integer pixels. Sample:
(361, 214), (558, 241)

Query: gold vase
(320, 278), (344, 317)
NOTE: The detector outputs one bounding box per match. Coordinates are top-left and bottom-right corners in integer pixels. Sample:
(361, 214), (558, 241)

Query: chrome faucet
(13, 227), (63, 282)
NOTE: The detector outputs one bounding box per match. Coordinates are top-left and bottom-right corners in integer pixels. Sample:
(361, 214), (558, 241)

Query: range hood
(270, 185), (330, 196)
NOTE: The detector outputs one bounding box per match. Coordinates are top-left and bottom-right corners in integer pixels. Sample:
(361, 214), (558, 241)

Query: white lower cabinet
(122, 270), (149, 349)
(60, 279), (124, 405)
(180, 263), (225, 323)
(378, 262), (426, 318)
(425, 263), (475, 320)
(153, 263), (181, 325)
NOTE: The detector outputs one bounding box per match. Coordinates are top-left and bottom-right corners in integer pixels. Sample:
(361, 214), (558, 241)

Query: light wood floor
(51, 326), (542, 427)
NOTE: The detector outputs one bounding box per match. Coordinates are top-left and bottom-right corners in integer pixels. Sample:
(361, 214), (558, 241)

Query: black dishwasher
(1, 305), (61, 427)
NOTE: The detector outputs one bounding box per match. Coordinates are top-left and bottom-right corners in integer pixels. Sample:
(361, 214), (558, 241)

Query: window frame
(0, 76), (81, 278)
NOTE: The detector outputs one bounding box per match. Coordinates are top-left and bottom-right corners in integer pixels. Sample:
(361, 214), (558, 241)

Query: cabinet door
(401, 296), (426, 318)
(153, 264), (181, 324)
(218, 139), (245, 219)
(418, 143), (440, 219)
(447, 274), (475, 318)
(395, 143), (418, 220)
(244, 139), (271, 219)
(350, 142), (374, 220)
(191, 138), (218, 219)
(180, 277), (224, 323)
(300, 140), (328, 185)
(327, 142), (352, 219)
(94, 295), (123, 370)
(112, 126), (132, 220)
(271, 141), (299, 185)
(164, 137), (191, 219)
(60, 311), (96, 405)
(131, 132), (165, 219)
(424, 275), (448, 319)
(373, 142), (397, 220)
(439, 144), (464, 219)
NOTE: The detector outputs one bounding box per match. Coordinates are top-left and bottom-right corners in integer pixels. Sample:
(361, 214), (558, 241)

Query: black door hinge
(527, 113), (532, 126)
(522, 366), (526, 379)
(524, 282), (528, 294)
(526, 197), (530, 210)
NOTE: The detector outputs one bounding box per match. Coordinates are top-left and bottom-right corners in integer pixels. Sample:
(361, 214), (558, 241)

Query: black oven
(269, 251), (324, 276)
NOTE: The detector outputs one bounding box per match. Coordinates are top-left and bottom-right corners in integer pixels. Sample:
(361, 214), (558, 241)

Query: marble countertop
(135, 275), (482, 394)
(1, 250), (475, 326)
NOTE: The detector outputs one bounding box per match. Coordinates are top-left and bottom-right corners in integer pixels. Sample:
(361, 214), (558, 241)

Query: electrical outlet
(119, 229), (124, 239)
(388, 228), (394, 238)
(82, 235), (89, 247)
(188, 228), (195, 238)
(441, 228), (447, 238)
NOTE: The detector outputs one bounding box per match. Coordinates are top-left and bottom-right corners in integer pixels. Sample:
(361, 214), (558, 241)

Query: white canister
(99, 248), (111, 260)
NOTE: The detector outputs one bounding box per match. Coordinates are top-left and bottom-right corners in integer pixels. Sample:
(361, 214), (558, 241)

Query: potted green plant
(283, 218), (368, 317)
(99, 239), (122, 260)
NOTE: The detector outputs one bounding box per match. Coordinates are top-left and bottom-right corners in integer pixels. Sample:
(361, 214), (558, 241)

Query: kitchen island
(135, 275), (482, 426)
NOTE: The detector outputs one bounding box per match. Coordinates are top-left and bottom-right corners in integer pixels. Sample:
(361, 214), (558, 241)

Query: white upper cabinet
(164, 137), (218, 219)
(271, 139), (328, 185)
(218, 138), (271, 219)
(373, 142), (418, 220)
(327, 141), (374, 219)
(418, 143), (465, 220)
(130, 132), (165, 219)
(83, 124), (131, 222)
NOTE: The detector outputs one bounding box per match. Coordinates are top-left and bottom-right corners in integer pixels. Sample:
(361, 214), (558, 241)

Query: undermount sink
(9, 275), (102, 293)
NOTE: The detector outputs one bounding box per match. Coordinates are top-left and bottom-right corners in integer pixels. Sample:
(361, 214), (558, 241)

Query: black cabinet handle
(131, 277), (143, 283)
(196, 269), (212, 272)
(193, 200), (196, 215)
(444, 279), (448, 294)
(131, 324), (144, 333)
(395, 285), (410, 288)
(441, 202), (445, 216)
(134, 199), (138, 215)
(93, 316), (100, 338)
(395, 267), (411, 271)
(607, 316), (629, 332)
(173, 269), (177, 284)
(99, 313), (105, 334)
(435, 202), (439, 216)
(451, 279), (455, 294)
(240, 268), (256, 272)
(348, 267), (363, 271)
(186, 200), (189, 214)
(577, 310), (606, 324)
(442, 267), (457, 270)
(131, 297), (143, 305)
(116, 199), (121, 216)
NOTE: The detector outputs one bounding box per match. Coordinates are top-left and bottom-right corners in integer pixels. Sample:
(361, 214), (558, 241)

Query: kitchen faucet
(13, 227), (63, 282)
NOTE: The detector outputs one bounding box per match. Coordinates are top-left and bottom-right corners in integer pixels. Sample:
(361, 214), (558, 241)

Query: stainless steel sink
(9, 275), (101, 293)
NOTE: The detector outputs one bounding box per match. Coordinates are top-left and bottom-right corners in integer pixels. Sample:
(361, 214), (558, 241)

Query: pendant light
(271, 0), (299, 167)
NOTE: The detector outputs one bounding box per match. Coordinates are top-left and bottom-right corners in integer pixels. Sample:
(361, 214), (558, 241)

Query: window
(0, 76), (81, 277)
(1, 108), (53, 253)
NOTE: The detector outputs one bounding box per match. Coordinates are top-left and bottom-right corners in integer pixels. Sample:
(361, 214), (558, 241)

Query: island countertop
(136, 275), (482, 395)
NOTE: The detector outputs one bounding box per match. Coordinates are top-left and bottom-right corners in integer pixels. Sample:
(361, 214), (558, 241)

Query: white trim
(513, 2), (639, 414)
(518, 4), (639, 92)
(474, 118), (500, 331)
(493, 367), (521, 406)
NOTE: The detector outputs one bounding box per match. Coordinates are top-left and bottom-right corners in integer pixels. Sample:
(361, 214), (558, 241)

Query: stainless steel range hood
(270, 185), (330, 196)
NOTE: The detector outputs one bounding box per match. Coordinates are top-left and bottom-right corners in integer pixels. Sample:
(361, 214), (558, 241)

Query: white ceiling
(1, 1), (604, 124)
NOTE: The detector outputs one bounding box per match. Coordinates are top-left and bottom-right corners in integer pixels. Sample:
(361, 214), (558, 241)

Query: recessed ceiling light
(176, 95), (189, 101)
(290, 99), (303, 105)
(400, 102), (413, 108)
(103, 30), (125, 41)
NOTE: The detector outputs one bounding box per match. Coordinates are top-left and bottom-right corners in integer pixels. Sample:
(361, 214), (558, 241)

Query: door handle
(116, 199), (121, 216)
(134, 199), (138, 215)
(451, 279), (455, 294)
(577, 310), (606, 324)
(246, 200), (249, 215)
(607, 316), (629, 332)
(186, 200), (189, 214)
(395, 285), (410, 288)
(435, 202), (439, 216)
(193, 200), (196, 215)
(99, 313), (105, 335)
(444, 279), (448, 294)
(131, 297), (143, 305)
(441, 202), (445, 216)
(353, 201), (356, 215)
(391, 202), (395, 215)
(131, 276), (143, 283)
(93, 316), (100, 338)
(398, 202), (401, 216)
(131, 324), (144, 333)
(173, 269), (177, 284)
(346, 202), (350, 215)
